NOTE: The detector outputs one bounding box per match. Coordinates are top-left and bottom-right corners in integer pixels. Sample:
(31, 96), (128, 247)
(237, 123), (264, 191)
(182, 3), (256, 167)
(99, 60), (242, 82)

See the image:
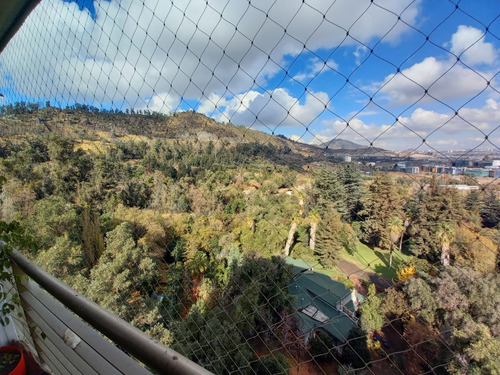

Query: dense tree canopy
(0, 108), (499, 374)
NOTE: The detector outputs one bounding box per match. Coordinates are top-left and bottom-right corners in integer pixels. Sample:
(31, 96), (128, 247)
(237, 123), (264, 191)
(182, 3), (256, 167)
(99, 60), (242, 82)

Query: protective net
(0, 0), (499, 374)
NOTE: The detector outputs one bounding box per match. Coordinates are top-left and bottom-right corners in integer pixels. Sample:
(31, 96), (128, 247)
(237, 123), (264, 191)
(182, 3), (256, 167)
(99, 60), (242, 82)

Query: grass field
(341, 242), (413, 279)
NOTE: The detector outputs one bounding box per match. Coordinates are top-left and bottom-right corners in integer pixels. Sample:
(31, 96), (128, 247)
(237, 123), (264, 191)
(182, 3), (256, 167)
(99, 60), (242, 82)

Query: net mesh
(0, 0), (499, 374)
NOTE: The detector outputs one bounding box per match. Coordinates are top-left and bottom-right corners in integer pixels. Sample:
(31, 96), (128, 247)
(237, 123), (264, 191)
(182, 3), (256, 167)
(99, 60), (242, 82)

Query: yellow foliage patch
(397, 265), (416, 282)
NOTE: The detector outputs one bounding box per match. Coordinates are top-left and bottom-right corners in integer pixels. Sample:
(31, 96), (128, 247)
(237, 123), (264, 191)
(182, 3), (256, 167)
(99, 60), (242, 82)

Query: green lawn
(341, 242), (413, 279)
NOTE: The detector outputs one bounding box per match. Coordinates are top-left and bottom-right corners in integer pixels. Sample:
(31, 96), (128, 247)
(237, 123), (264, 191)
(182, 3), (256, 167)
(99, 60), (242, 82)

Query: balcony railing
(5, 249), (212, 375)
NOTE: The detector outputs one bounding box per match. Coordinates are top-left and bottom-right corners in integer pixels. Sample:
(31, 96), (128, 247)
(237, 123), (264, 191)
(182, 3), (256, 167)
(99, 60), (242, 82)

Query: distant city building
(344, 155), (351, 162)
(464, 168), (490, 177)
(444, 185), (480, 190)
(494, 169), (500, 179)
(454, 159), (473, 168)
(492, 160), (500, 168)
(445, 167), (462, 175)
(474, 160), (492, 168)
(405, 166), (419, 174)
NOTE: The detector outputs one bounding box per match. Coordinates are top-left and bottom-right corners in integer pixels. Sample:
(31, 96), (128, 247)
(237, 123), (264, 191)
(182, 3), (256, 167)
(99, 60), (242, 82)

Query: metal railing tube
(9, 249), (213, 375)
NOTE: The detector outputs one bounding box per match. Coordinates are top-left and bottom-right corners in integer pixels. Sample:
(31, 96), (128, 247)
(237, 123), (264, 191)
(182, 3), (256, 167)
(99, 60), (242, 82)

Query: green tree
(336, 164), (363, 222)
(253, 352), (290, 375)
(36, 235), (85, 284)
(449, 319), (500, 374)
(27, 195), (79, 249)
(223, 256), (293, 338)
(359, 173), (402, 250)
(48, 136), (93, 196)
(410, 178), (463, 261)
(85, 223), (159, 326)
(313, 168), (347, 217)
(464, 189), (482, 224)
(480, 190), (500, 228)
(171, 306), (254, 375)
(315, 206), (344, 268)
(359, 284), (383, 334)
(309, 331), (334, 361)
(341, 326), (371, 370)
(80, 204), (105, 268)
(404, 277), (438, 324)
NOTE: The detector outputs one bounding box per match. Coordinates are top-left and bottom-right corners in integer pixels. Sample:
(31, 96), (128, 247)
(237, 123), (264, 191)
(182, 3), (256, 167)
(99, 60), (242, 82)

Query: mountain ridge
(0, 106), (391, 160)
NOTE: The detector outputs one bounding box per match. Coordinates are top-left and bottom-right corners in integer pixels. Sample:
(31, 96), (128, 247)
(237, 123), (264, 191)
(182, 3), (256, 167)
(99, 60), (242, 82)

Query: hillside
(0, 106), (392, 162)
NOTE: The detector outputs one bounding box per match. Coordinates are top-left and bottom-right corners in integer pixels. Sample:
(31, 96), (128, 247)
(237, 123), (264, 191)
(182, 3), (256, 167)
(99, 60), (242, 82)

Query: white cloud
(139, 93), (181, 114)
(199, 88), (329, 128)
(292, 58), (338, 82)
(449, 25), (497, 66)
(0, 0), (420, 108)
(312, 99), (499, 150)
(378, 57), (493, 105)
(375, 25), (498, 106)
(353, 45), (368, 65)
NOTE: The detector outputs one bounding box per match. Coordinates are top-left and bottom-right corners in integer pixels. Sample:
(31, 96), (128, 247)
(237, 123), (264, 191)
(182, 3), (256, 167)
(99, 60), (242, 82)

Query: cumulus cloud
(449, 25), (498, 66)
(377, 25), (497, 106)
(140, 93), (181, 114)
(0, 0), (420, 108)
(199, 88), (329, 128)
(313, 99), (499, 150)
(379, 57), (492, 105)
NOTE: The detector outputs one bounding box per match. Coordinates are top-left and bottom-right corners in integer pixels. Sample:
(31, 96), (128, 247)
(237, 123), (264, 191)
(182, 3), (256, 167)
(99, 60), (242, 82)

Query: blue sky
(0, 0), (499, 151)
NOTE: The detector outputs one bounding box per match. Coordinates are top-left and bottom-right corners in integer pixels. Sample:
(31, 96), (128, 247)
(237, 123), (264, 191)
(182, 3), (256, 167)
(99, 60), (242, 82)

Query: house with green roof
(285, 257), (362, 346)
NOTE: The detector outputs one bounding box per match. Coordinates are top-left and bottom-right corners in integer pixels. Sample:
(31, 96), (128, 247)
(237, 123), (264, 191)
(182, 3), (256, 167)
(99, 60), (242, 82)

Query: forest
(0, 104), (499, 374)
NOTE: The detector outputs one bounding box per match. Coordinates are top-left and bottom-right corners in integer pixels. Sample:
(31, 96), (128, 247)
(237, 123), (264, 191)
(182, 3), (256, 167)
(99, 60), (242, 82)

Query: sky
(0, 0), (499, 152)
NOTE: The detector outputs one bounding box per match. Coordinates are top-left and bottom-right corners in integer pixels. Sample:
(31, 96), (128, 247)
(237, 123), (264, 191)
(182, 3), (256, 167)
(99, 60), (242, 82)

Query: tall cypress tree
(336, 163), (363, 221)
(313, 167), (347, 217)
(315, 205), (344, 268)
(480, 190), (500, 229)
(359, 173), (402, 250)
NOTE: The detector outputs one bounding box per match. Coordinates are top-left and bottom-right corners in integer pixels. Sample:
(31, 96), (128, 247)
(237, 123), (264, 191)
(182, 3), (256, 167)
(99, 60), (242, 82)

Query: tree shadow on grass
(373, 249), (390, 267)
(372, 260), (397, 281)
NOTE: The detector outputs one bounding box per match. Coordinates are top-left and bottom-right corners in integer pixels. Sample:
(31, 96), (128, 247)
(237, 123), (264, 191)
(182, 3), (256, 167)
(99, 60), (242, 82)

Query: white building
(406, 166), (419, 174)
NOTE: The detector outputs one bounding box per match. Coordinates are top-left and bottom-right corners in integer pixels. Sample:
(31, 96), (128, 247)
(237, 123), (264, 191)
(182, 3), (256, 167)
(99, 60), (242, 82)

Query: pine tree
(359, 173), (402, 250)
(315, 205), (344, 268)
(480, 190), (500, 228)
(80, 204), (105, 268)
(85, 223), (159, 326)
(336, 163), (363, 221)
(464, 189), (482, 224)
(359, 284), (383, 333)
(313, 168), (347, 217)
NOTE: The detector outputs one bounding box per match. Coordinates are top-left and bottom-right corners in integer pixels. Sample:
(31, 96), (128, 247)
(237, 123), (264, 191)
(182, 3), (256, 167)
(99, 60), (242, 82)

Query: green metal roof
(292, 310), (355, 344)
(284, 256), (315, 276)
(0, 0), (41, 54)
(287, 257), (358, 343)
(291, 272), (355, 310)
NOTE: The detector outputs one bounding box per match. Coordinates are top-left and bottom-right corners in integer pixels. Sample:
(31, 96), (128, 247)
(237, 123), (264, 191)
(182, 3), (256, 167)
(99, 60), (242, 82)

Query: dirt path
(337, 259), (393, 290)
